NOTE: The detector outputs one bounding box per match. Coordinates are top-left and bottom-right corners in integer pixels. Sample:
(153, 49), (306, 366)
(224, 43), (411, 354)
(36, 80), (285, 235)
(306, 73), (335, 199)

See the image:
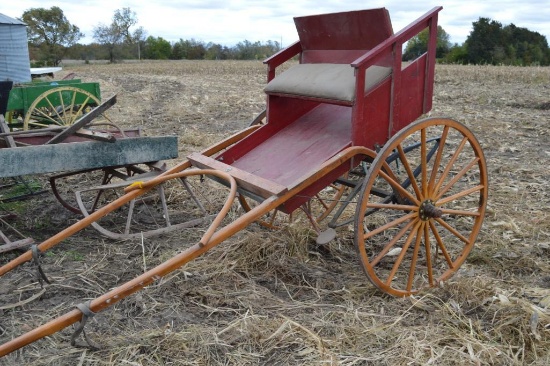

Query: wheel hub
(419, 200), (442, 221)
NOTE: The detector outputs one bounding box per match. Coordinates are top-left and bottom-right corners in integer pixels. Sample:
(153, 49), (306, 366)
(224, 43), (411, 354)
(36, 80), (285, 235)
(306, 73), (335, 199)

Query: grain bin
(0, 13), (31, 83)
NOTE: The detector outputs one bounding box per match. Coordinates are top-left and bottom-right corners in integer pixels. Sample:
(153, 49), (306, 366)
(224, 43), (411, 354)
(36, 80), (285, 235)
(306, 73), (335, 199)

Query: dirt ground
(0, 61), (549, 365)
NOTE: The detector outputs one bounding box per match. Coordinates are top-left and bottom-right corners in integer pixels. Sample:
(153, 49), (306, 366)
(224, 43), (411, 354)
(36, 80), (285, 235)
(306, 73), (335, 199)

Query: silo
(0, 13), (31, 83)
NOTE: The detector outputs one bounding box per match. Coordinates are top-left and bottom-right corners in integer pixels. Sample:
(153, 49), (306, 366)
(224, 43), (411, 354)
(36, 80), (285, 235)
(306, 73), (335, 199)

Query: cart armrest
(350, 6), (441, 112)
(351, 6), (442, 69)
(263, 41), (302, 82)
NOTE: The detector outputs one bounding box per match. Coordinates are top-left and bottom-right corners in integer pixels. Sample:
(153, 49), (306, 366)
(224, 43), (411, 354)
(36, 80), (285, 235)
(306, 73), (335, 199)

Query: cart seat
(264, 64), (391, 103)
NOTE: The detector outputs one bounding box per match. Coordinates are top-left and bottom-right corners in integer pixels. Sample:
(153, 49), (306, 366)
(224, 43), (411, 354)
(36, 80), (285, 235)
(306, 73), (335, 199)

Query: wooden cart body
(191, 7), (438, 213)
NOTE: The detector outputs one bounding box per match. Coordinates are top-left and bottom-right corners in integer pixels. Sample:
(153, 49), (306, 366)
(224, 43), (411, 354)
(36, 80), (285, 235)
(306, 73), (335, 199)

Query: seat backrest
(294, 8), (393, 64)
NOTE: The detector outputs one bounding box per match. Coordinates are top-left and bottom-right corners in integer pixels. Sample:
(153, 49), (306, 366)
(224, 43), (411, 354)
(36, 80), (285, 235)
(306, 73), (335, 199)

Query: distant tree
(65, 42), (109, 61)
(170, 39), (186, 59)
(93, 23), (122, 63)
(143, 36), (171, 59)
(465, 18), (549, 65)
(132, 27), (147, 60)
(465, 18), (504, 64)
(113, 8), (138, 42)
(114, 8), (146, 59)
(21, 6), (83, 66)
(402, 25), (450, 61)
(204, 42), (230, 60)
(503, 23), (549, 65)
(443, 43), (468, 64)
(93, 7), (143, 62)
(170, 39), (206, 59)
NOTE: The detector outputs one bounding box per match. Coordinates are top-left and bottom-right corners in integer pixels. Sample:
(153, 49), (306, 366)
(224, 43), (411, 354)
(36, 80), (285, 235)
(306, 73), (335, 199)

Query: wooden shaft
(0, 146), (369, 356)
(0, 169), (237, 357)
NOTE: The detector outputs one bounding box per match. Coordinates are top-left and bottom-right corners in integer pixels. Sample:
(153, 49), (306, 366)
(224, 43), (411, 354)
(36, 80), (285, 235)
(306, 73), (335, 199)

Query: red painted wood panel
(231, 104), (352, 187)
(351, 78), (392, 148)
(295, 8), (393, 64)
(217, 97), (320, 164)
(392, 55), (427, 135)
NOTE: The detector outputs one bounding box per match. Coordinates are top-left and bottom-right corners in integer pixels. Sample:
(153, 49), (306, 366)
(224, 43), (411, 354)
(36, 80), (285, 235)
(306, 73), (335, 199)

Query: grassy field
(0, 61), (549, 365)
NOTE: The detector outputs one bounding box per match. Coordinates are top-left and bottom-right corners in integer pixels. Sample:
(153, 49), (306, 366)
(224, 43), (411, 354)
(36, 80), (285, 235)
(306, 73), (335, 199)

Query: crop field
(0, 60), (549, 365)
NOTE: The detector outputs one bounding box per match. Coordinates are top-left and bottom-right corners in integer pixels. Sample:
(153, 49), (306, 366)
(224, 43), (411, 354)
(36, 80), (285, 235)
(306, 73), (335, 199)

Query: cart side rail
(351, 7), (442, 69)
(351, 6), (442, 137)
(263, 41), (302, 82)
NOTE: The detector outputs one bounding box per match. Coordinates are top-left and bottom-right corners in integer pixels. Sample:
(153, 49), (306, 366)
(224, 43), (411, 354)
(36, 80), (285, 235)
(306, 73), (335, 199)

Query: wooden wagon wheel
(354, 118), (488, 296)
(23, 86), (105, 130)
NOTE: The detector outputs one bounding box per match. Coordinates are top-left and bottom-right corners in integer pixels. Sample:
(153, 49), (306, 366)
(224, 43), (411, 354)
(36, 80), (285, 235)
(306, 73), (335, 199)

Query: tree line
(61, 37), (281, 63)
(21, 6), (550, 66)
(404, 19), (550, 66)
(22, 6), (282, 65)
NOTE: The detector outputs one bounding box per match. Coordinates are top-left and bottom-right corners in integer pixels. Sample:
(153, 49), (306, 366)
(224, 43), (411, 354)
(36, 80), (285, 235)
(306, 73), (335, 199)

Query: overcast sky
(2, 1), (549, 47)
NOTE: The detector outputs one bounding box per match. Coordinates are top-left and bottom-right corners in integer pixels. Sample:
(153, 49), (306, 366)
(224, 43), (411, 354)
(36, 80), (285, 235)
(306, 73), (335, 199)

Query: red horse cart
(0, 6), (487, 356)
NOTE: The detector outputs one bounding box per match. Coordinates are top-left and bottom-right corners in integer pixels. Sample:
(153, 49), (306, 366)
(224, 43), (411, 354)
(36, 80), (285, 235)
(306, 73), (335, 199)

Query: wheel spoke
(32, 106), (58, 125)
(429, 220), (454, 269)
(439, 208), (480, 217)
(71, 89), (77, 111)
(407, 221), (424, 292)
(380, 160), (403, 186)
(363, 212), (417, 240)
(428, 126), (449, 194)
(424, 224), (434, 286)
(58, 90), (67, 121)
(365, 203), (417, 211)
(47, 94), (64, 125)
(385, 220), (422, 286)
(379, 170), (420, 206)
(397, 144), (422, 200)
(435, 157), (480, 200)
(421, 128), (428, 198)
(370, 219), (416, 266)
(72, 96), (92, 124)
(437, 184), (484, 205)
(435, 217), (469, 244)
(433, 136), (468, 195)
(314, 193), (330, 211)
(28, 121), (52, 128)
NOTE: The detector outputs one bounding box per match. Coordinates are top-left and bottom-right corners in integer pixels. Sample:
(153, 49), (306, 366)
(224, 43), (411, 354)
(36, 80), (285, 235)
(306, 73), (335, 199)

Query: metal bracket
(31, 245), (51, 287)
(71, 300), (100, 350)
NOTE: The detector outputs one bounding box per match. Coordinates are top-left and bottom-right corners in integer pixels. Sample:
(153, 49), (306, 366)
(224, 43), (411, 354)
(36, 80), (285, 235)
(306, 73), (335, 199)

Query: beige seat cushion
(264, 64), (391, 102)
